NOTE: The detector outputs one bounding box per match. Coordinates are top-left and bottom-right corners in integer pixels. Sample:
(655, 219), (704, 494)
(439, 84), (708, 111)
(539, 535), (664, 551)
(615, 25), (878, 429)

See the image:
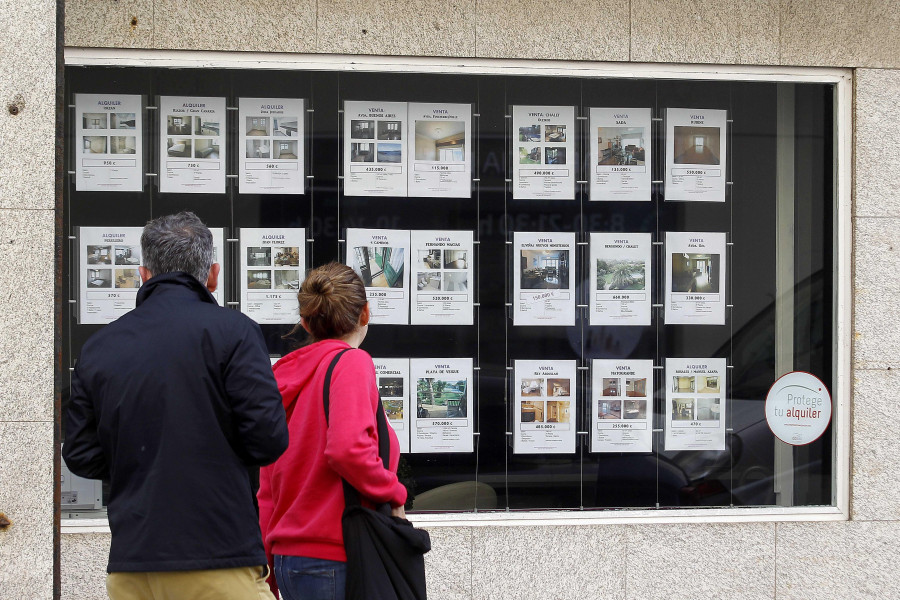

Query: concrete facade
(1, 1), (898, 598)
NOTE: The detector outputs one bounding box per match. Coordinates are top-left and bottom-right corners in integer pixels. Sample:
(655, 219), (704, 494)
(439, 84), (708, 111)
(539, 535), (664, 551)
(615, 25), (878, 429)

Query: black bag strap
(322, 348), (391, 510)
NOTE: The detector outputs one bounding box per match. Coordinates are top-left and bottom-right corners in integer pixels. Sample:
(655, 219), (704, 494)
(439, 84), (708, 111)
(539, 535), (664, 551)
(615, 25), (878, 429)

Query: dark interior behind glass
(62, 66), (835, 514)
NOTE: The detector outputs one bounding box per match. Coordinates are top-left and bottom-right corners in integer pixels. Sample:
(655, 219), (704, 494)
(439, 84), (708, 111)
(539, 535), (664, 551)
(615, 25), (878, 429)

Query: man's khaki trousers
(106, 565), (275, 600)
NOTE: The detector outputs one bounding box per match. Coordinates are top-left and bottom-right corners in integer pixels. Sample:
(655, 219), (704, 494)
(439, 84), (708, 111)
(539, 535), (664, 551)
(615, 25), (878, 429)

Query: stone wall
(2, 1), (898, 599)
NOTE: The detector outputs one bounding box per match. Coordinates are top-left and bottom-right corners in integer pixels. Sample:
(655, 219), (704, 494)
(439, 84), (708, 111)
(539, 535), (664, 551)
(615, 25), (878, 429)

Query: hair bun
(311, 270), (334, 295)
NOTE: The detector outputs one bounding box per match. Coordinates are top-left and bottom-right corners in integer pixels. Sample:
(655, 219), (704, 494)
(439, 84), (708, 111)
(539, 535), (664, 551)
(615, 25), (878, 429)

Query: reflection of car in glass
(408, 271), (828, 512)
(666, 270), (828, 507)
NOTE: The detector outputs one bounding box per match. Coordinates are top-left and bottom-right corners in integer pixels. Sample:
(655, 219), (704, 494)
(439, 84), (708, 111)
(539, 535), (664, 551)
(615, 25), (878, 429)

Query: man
(64, 212), (289, 599)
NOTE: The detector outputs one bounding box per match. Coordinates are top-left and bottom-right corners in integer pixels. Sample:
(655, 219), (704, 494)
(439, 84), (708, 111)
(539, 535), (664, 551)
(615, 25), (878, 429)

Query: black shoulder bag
(323, 349), (431, 600)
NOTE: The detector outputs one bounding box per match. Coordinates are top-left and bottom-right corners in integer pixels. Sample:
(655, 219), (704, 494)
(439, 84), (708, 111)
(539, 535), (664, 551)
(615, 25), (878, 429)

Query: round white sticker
(765, 372), (832, 446)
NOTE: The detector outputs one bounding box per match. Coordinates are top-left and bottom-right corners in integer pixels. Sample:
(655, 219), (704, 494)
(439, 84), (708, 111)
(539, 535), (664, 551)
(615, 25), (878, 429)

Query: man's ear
(206, 263), (221, 293)
(359, 302), (370, 327)
(138, 266), (153, 283)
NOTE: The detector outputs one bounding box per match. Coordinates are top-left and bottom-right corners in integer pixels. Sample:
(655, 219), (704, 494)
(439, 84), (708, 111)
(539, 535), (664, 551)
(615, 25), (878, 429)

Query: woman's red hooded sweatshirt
(258, 339), (407, 563)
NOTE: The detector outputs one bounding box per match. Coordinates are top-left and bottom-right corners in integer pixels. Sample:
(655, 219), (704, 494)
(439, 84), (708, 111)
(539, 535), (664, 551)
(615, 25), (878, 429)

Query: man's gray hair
(141, 212), (214, 284)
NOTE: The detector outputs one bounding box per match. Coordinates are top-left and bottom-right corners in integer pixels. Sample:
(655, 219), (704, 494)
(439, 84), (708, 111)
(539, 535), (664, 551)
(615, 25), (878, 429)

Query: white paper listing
(665, 358), (727, 451)
(239, 228), (306, 325)
(409, 230), (474, 326)
(343, 101), (407, 197)
(208, 228), (226, 307)
(79, 227), (225, 324)
(75, 94), (143, 192)
(513, 231), (576, 326)
(408, 103), (472, 198)
(238, 98), (305, 195)
(346, 228), (411, 325)
(79, 227), (144, 324)
(512, 105), (576, 200)
(159, 96), (227, 194)
(664, 108), (727, 202)
(374, 358), (411, 454)
(589, 108), (652, 202)
(410, 358), (474, 453)
(591, 359), (654, 453)
(589, 232), (652, 326)
(514, 360), (577, 454)
(664, 231), (727, 325)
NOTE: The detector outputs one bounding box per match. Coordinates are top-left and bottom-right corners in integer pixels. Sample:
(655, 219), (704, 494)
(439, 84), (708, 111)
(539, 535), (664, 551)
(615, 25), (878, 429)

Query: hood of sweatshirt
(273, 338), (352, 419)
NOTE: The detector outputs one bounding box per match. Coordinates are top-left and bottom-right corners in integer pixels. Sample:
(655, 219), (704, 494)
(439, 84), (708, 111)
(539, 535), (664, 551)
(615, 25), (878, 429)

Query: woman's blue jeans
(274, 555), (346, 600)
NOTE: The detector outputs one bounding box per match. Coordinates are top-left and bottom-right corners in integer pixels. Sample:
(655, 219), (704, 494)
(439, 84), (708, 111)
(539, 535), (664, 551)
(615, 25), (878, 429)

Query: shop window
(61, 64), (842, 519)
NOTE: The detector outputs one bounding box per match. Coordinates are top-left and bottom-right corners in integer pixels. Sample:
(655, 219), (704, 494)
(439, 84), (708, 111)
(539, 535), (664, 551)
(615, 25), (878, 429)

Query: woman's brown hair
(285, 262), (368, 342)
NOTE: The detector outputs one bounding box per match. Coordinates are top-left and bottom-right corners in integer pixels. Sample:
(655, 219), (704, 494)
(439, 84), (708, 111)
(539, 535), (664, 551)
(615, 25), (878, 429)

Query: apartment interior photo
(602, 377), (620, 396)
(443, 250), (467, 269)
(671, 253), (719, 293)
(83, 136), (107, 154)
(167, 115), (192, 136)
(246, 116), (270, 136)
(247, 270), (271, 289)
(166, 138), (192, 157)
(545, 401), (570, 423)
(246, 247), (271, 267)
(545, 147), (566, 165)
(86, 269), (111, 288)
(697, 376), (720, 393)
(352, 246), (404, 288)
(114, 246), (140, 265)
(548, 378), (570, 397)
(545, 125), (566, 142)
(520, 378), (544, 397)
(443, 272), (467, 291)
(273, 247), (299, 267)
(115, 269), (140, 288)
(350, 142), (373, 162)
(274, 117), (298, 136)
(597, 127), (646, 166)
(599, 399), (622, 419)
(623, 399), (646, 419)
(86, 245), (111, 264)
(416, 271), (441, 291)
(672, 376), (695, 393)
(246, 139), (270, 158)
(414, 121), (465, 161)
(110, 113), (135, 129)
(351, 120), (374, 139)
(378, 120), (402, 140)
(274, 141), (298, 159)
(109, 136), (136, 154)
(195, 119), (220, 136)
(419, 250), (441, 269)
(273, 270), (300, 289)
(673, 125), (720, 165)
(194, 138), (220, 159)
(625, 378), (647, 397)
(521, 249), (570, 289)
(696, 398), (721, 420)
(672, 398), (695, 421)
(521, 400), (545, 423)
(82, 113), (107, 130)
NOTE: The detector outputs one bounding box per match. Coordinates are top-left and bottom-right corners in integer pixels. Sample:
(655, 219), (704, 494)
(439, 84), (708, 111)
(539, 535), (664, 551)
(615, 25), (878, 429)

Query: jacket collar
(136, 271), (217, 306)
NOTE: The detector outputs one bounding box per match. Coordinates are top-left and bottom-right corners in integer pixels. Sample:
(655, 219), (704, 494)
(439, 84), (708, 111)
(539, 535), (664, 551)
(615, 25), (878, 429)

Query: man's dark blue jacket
(63, 272), (289, 573)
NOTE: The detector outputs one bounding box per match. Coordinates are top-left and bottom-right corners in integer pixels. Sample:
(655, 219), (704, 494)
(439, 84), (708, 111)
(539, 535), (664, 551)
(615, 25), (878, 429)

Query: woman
(258, 262), (408, 600)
